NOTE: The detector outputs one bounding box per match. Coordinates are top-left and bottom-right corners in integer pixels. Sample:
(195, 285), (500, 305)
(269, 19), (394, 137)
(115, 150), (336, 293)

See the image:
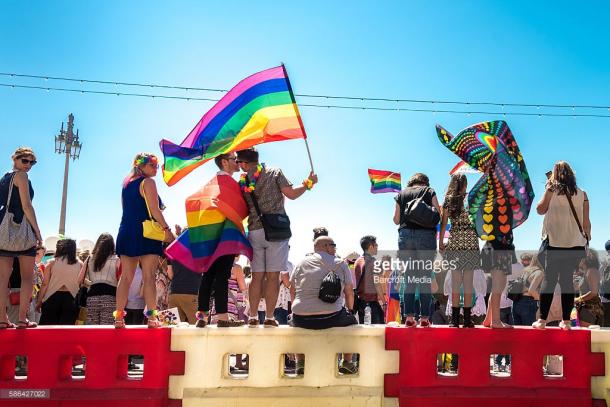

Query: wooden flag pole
(281, 62), (315, 174)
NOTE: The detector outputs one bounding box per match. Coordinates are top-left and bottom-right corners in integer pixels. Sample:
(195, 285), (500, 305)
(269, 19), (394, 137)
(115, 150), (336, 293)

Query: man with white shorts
(236, 148), (317, 327)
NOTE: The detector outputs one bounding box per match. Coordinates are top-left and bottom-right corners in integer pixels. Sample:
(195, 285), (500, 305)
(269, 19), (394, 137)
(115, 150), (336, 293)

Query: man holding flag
(236, 147), (317, 327)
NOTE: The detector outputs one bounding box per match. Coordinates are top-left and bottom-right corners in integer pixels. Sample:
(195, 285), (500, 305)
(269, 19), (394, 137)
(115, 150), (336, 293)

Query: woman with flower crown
(114, 153), (175, 328)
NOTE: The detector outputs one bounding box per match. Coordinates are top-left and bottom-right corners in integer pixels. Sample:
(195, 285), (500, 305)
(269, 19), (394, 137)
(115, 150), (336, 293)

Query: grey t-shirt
(290, 252), (351, 315)
(242, 166), (292, 231)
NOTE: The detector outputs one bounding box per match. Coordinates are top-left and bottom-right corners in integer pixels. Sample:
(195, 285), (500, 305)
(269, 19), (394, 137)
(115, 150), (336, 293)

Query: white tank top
(43, 257), (82, 301)
(542, 188), (587, 248)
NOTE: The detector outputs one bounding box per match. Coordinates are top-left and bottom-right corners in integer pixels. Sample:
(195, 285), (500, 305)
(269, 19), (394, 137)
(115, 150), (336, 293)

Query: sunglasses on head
(20, 158), (37, 165)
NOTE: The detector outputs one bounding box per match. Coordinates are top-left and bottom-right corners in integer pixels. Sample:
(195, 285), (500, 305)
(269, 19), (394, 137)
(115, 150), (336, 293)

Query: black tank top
(0, 172), (34, 224)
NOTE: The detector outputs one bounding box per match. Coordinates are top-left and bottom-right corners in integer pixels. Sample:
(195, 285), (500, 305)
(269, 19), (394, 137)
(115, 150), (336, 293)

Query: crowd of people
(2, 146), (610, 342)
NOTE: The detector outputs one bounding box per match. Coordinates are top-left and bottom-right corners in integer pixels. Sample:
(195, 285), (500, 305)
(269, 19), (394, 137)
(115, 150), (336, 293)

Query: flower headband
(133, 154), (158, 167)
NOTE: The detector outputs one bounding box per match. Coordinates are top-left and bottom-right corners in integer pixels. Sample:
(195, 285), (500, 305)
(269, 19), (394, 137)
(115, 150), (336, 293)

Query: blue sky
(1, 1), (609, 261)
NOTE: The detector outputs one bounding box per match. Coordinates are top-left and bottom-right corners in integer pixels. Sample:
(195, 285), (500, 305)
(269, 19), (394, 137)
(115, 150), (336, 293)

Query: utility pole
(54, 114), (82, 236)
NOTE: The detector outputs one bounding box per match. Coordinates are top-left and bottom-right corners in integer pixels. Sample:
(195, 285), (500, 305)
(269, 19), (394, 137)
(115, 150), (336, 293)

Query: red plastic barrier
(385, 326), (605, 407)
(0, 327), (184, 406)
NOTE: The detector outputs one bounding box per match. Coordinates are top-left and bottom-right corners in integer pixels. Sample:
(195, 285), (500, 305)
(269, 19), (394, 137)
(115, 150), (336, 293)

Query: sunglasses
(327, 243), (337, 247)
(235, 160), (246, 164)
(20, 158), (37, 165)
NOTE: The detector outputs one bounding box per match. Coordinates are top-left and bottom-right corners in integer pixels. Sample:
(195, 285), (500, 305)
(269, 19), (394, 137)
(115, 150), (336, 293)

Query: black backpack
(403, 187), (440, 228)
(318, 258), (342, 304)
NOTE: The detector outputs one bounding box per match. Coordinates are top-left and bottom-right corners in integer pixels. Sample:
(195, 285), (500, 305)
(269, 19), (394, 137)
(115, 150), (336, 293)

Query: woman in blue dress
(114, 153), (174, 328)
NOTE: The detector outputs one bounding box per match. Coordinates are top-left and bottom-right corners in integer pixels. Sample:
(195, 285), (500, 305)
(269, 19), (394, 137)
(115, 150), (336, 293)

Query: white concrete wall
(169, 325), (399, 406)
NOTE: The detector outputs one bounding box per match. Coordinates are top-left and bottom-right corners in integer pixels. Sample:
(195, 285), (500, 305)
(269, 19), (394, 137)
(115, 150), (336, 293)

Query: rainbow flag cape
(160, 65), (307, 186)
(368, 169), (401, 193)
(165, 174), (252, 272)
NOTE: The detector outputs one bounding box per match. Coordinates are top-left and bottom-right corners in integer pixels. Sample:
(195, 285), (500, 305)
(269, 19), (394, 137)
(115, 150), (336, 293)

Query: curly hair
(442, 174), (467, 218)
(12, 146), (36, 161)
(407, 173), (430, 187)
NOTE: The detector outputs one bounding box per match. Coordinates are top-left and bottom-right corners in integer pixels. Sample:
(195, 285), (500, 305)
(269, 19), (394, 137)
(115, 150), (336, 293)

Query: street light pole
(54, 114), (82, 236)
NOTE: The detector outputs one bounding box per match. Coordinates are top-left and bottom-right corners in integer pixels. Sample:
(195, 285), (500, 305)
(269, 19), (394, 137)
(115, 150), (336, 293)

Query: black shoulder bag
(248, 183), (292, 242)
(403, 187), (440, 228)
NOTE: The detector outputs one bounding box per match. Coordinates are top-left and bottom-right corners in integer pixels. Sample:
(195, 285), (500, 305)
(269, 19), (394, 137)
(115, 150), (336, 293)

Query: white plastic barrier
(169, 325), (399, 406)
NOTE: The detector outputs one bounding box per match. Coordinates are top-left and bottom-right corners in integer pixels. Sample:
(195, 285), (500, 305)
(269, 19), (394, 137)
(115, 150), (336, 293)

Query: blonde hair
(123, 152), (158, 187)
(12, 147), (36, 161)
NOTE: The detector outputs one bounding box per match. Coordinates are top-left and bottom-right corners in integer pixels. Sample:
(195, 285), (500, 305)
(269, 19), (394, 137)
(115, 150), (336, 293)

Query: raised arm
(281, 172), (318, 200)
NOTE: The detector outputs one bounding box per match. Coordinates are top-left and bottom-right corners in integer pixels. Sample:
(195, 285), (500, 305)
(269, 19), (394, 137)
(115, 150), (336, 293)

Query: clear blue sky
(1, 1), (609, 261)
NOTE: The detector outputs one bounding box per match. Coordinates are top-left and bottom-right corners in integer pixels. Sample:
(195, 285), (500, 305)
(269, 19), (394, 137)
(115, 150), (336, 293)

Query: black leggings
(539, 246), (585, 321)
(39, 291), (77, 325)
(198, 255), (234, 314)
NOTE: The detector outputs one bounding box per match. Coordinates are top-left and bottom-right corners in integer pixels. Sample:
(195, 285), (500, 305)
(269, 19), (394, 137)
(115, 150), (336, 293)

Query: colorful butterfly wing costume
(436, 120), (534, 244)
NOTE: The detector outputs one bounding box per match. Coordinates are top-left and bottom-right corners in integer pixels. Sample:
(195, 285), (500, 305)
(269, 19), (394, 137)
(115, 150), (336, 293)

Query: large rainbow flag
(160, 65), (307, 186)
(165, 174), (252, 272)
(368, 169), (401, 194)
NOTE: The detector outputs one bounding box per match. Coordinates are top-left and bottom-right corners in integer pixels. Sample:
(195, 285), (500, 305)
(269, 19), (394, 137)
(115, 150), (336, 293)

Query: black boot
(463, 307), (475, 328)
(449, 307), (460, 327)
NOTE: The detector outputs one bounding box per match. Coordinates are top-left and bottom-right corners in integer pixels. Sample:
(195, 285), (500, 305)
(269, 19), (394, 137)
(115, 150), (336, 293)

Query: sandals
(147, 317), (162, 329)
(532, 319), (546, 330)
(0, 321), (16, 329)
(113, 310), (127, 329)
(16, 320), (37, 329)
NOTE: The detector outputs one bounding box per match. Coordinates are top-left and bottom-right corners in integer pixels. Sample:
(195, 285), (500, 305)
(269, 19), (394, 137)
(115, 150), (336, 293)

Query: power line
(1, 71), (609, 111)
(2, 82), (610, 118)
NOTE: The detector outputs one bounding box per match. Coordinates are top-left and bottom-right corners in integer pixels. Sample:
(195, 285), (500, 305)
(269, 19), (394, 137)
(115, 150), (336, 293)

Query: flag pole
(281, 63), (315, 174)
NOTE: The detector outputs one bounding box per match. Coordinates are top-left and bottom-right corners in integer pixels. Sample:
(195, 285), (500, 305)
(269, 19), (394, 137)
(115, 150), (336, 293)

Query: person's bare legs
(0, 257), (12, 324)
(140, 254), (160, 313)
(248, 272), (265, 319)
(451, 270), (463, 308)
(490, 270), (511, 328)
(18, 255), (35, 322)
(462, 269), (474, 308)
(115, 256), (138, 315)
(263, 271), (280, 319)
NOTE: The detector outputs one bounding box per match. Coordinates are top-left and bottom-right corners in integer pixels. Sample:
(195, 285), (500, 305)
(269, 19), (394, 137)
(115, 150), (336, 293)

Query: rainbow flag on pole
(368, 169), (401, 194)
(165, 175), (252, 272)
(160, 65), (307, 186)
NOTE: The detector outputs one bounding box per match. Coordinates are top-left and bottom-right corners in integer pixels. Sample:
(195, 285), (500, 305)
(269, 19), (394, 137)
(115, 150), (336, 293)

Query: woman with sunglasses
(0, 147), (43, 329)
(114, 153), (174, 328)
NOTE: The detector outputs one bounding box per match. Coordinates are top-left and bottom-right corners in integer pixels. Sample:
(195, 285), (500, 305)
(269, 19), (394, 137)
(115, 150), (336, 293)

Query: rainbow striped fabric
(165, 174), (252, 272)
(160, 65), (307, 186)
(368, 169), (401, 193)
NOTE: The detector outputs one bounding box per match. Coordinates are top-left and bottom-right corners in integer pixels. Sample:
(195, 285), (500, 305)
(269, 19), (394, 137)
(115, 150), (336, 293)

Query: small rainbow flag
(449, 160), (480, 175)
(160, 65), (307, 186)
(165, 174), (252, 272)
(368, 169), (401, 194)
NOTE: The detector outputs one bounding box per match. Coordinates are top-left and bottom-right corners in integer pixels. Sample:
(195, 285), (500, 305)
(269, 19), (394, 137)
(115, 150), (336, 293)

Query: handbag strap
(4, 172), (16, 208)
(565, 191), (588, 244)
(245, 175), (264, 220)
(139, 179), (154, 221)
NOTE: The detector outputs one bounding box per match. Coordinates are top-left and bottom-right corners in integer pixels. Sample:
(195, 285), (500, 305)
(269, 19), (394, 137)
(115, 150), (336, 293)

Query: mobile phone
(545, 171), (552, 180)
